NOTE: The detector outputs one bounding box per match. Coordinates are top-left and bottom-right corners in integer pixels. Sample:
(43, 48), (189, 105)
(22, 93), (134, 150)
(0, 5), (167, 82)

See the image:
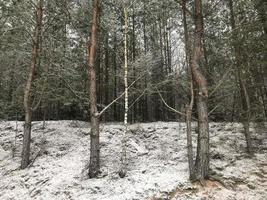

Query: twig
(208, 103), (222, 116)
(209, 68), (233, 97)
(98, 69), (147, 116)
(60, 77), (88, 102)
(128, 89), (147, 110)
(156, 87), (197, 120)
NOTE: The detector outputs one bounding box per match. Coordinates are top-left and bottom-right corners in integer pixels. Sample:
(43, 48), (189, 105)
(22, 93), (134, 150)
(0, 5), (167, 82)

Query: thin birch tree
(119, 3), (128, 178)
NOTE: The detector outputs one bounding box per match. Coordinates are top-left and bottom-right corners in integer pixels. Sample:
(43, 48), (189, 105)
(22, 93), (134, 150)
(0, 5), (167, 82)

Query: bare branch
(61, 77), (88, 102)
(209, 68), (233, 97)
(156, 87), (197, 120)
(128, 89), (147, 110)
(208, 104), (220, 116)
(98, 71), (145, 116)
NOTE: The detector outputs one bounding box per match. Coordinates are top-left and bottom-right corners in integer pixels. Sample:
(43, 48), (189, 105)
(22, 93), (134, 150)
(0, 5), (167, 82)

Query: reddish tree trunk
(182, 0), (196, 181)
(21, 0), (43, 169)
(192, 0), (209, 180)
(88, 0), (100, 178)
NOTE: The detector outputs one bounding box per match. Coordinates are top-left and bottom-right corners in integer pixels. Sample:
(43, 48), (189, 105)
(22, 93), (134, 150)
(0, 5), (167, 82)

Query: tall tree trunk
(186, 77), (195, 180)
(229, 0), (252, 153)
(166, 26), (172, 74)
(259, 65), (267, 119)
(142, 1), (149, 121)
(104, 34), (109, 122)
(162, 19), (168, 74)
(88, 0), (100, 178)
(254, 0), (267, 118)
(113, 34), (118, 121)
(182, 0), (196, 181)
(21, 0), (43, 169)
(192, 0), (209, 180)
(231, 92), (236, 121)
(119, 5), (128, 178)
(131, 7), (137, 122)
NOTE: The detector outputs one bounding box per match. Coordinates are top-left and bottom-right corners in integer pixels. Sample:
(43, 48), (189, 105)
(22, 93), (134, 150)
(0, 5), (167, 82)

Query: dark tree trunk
(254, 0), (267, 118)
(192, 0), (209, 180)
(88, 0), (100, 178)
(21, 112), (32, 169)
(229, 0), (252, 153)
(260, 65), (267, 118)
(166, 26), (172, 74)
(8, 70), (14, 105)
(182, 0), (196, 181)
(231, 92), (236, 121)
(142, 0), (150, 122)
(113, 34), (118, 121)
(186, 93), (195, 180)
(195, 95), (209, 179)
(21, 0), (43, 169)
(131, 8), (137, 122)
(104, 34), (109, 121)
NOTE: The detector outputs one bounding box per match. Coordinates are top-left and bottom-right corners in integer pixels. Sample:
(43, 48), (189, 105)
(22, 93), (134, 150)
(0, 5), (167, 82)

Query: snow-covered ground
(0, 121), (266, 200)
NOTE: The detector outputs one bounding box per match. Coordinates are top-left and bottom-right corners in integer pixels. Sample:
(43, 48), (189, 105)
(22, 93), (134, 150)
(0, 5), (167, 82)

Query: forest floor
(0, 120), (266, 200)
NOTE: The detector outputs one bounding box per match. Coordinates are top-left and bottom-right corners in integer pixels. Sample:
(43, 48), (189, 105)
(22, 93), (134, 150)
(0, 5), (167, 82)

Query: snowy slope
(0, 121), (266, 200)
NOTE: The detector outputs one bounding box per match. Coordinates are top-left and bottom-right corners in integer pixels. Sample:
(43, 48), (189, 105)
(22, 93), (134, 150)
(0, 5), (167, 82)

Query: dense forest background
(0, 0), (266, 123)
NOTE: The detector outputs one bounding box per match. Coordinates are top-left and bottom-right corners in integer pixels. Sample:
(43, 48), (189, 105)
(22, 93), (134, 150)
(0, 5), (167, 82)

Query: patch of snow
(0, 121), (266, 200)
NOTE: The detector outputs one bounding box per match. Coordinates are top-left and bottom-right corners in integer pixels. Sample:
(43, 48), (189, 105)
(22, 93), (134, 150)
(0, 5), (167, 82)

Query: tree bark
(104, 34), (109, 121)
(186, 80), (195, 181)
(113, 34), (118, 121)
(254, 0), (267, 118)
(142, 1), (151, 122)
(192, 0), (209, 180)
(259, 65), (267, 118)
(21, 0), (43, 169)
(88, 0), (100, 178)
(132, 7), (137, 122)
(119, 6), (128, 178)
(182, 0), (196, 181)
(229, 0), (252, 153)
